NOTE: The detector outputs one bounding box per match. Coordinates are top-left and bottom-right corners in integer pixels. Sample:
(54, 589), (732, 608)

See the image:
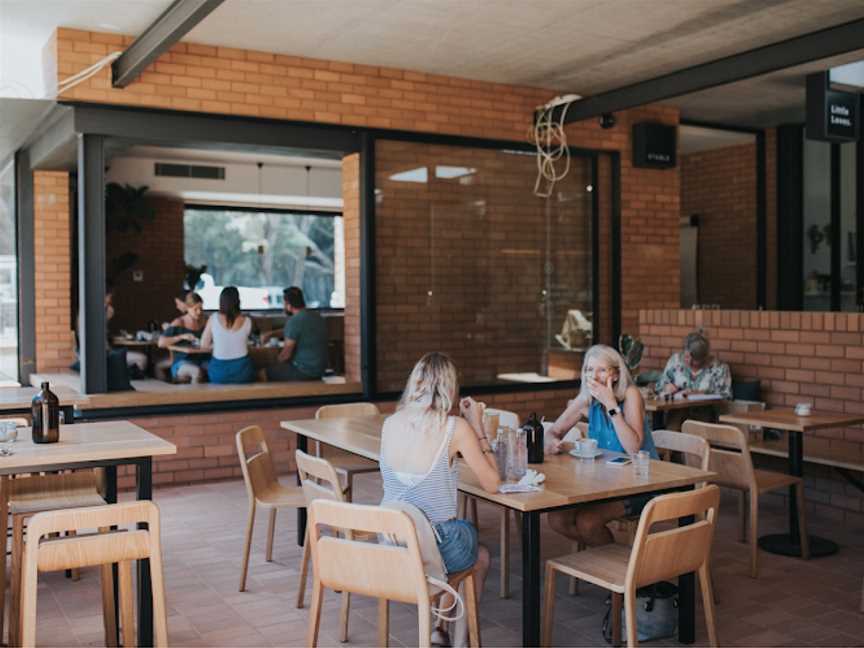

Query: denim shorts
(433, 518), (478, 574)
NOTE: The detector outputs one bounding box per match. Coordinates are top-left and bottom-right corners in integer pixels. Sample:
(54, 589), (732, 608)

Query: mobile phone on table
(606, 456), (631, 466)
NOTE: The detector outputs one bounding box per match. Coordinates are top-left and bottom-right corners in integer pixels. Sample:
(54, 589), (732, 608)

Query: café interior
(0, 1), (863, 646)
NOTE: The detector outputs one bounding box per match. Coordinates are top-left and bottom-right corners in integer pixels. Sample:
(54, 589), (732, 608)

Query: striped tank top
(380, 415), (458, 524)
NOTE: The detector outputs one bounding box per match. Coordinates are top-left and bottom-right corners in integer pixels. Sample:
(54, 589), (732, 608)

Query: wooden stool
(18, 501), (168, 648)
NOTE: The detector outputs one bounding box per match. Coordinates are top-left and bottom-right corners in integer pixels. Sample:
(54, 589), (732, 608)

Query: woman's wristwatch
(607, 407), (619, 418)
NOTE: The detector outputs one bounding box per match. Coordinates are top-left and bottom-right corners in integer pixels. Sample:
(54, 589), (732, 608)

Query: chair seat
(546, 543), (631, 593)
(754, 469), (800, 494)
(257, 483), (307, 508)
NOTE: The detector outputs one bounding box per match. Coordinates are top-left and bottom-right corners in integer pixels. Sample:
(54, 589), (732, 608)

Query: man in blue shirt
(265, 287), (329, 381)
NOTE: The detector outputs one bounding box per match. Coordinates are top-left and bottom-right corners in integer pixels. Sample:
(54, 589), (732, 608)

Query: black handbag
(602, 582), (678, 644)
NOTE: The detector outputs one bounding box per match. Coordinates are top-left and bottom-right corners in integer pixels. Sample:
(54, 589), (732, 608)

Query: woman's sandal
(431, 627), (451, 647)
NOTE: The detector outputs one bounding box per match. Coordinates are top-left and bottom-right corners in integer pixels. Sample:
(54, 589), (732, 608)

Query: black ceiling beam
(550, 18), (864, 125)
(112, 0), (225, 88)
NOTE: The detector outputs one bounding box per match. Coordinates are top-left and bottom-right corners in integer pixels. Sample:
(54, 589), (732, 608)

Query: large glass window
(840, 142), (857, 311)
(0, 159), (17, 383)
(183, 206), (343, 310)
(802, 138), (831, 311)
(375, 140), (594, 391)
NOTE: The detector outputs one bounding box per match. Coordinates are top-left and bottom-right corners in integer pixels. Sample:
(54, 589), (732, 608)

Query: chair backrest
(682, 420), (755, 491)
(485, 408), (519, 429)
(316, 402), (380, 419)
(308, 499), (430, 606)
(296, 449), (346, 507)
(720, 399), (767, 441)
(652, 429), (710, 471)
(627, 485), (720, 590)
(20, 501), (168, 647)
(236, 425), (278, 503)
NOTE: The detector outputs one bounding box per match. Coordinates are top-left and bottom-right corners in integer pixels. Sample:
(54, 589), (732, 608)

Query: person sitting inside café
(264, 286), (329, 382)
(158, 291), (207, 384)
(199, 286), (256, 384)
(655, 330), (732, 399)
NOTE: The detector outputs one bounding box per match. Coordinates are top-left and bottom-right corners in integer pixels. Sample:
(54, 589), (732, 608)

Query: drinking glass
(633, 450), (650, 478)
(0, 421), (17, 455)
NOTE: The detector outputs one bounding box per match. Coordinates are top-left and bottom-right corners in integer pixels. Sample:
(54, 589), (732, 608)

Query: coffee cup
(794, 402), (812, 416)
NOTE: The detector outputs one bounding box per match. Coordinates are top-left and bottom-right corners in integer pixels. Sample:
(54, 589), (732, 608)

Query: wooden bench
(29, 371), (361, 411)
(750, 439), (864, 492)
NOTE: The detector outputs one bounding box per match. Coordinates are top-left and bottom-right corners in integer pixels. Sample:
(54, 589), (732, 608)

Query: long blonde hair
(398, 352), (458, 435)
(578, 344), (635, 403)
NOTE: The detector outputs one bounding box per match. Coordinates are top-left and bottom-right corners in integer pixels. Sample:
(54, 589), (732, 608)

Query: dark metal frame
(546, 18), (864, 124)
(830, 143), (843, 311)
(14, 150), (35, 383)
(359, 132), (377, 399)
(112, 0), (225, 88)
(776, 125), (805, 310)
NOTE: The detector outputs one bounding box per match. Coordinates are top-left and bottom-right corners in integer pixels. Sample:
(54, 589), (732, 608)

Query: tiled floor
(27, 473), (864, 647)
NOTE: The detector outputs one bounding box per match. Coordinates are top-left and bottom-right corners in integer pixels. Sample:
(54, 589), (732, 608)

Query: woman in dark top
(159, 292), (208, 383)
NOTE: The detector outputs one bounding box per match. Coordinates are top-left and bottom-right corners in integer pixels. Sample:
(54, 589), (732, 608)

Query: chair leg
(795, 482), (810, 560)
(100, 562), (118, 647)
(118, 560), (136, 648)
(306, 579), (324, 648)
(623, 589), (638, 647)
(239, 501), (256, 592)
(541, 563), (556, 647)
(418, 599), (432, 648)
(749, 490), (759, 579)
(568, 542), (585, 596)
(266, 508), (277, 562)
(66, 530), (81, 581)
(296, 526), (310, 609)
(698, 563), (718, 648)
(10, 514), (24, 647)
(465, 571), (481, 648)
(611, 592), (623, 647)
(737, 490), (747, 543)
(378, 598), (389, 648)
(499, 508), (510, 598)
(339, 591), (351, 643)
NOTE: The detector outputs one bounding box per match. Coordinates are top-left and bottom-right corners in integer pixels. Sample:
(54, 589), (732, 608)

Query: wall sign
(806, 71), (860, 142)
(632, 122), (677, 169)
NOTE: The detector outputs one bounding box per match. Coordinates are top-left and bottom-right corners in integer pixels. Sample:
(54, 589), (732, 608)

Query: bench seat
(750, 438), (864, 473)
(30, 371), (360, 410)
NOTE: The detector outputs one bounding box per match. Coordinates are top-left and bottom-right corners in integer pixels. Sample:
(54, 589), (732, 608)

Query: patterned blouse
(655, 352), (732, 399)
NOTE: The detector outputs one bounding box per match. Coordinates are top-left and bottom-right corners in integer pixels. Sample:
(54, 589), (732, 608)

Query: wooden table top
(0, 386), (89, 412)
(0, 421), (176, 474)
(281, 415), (715, 513)
(719, 408), (864, 433)
(644, 396), (726, 412)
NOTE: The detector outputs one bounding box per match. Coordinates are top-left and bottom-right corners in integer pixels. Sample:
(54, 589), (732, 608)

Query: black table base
(759, 533), (837, 557)
(296, 434), (307, 546)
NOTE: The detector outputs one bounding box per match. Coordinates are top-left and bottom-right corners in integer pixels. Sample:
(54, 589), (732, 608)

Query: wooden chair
(2, 468), (110, 646)
(19, 501), (168, 648)
(305, 499), (481, 648)
(236, 425), (306, 592)
(718, 400), (767, 443)
(543, 485), (721, 648)
(314, 403), (381, 501)
(682, 420), (809, 578)
(295, 449), (357, 642)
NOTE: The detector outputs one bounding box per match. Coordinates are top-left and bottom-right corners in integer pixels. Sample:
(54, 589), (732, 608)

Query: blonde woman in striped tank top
(381, 352), (500, 645)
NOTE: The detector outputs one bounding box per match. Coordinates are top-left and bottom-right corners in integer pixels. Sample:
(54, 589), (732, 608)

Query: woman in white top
(200, 286), (256, 384)
(380, 352), (500, 645)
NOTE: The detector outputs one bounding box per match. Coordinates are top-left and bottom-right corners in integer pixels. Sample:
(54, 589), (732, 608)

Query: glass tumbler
(633, 450), (650, 478)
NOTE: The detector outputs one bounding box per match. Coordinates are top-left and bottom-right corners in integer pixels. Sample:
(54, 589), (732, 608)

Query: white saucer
(569, 449), (603, 460)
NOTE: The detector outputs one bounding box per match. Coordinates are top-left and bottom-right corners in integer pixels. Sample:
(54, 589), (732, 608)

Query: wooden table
(719, 408), (864, 558)
(645, 396), (726, 429)
(281, 415), (714, 647)
(0, 421), (176, 646)
(0, 386), (88, 423)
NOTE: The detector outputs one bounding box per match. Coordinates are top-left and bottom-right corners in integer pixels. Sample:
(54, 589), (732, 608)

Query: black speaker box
(632, 122), (677, 169)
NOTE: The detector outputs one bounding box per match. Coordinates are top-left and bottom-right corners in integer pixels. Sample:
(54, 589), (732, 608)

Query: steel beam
(14, 150), (35, 383)
(112, 0), (225, 88)
(551, 18), (864, 124)
(77, 134), (108, 393)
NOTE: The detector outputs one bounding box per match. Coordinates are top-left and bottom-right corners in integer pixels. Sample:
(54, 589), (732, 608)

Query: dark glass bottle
(524, 412), (545, 464)
(31, 381), (60, 444)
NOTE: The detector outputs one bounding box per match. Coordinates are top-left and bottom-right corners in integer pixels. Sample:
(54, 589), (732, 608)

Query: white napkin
(499, 469), (546, 493)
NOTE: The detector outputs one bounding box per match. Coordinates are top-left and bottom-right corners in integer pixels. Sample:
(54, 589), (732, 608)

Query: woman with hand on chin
(545, 344), (658, 547)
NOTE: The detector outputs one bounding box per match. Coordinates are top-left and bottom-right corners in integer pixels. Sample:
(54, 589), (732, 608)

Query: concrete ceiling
(679, 126), (754, 155)
(2, 0), (864, 127)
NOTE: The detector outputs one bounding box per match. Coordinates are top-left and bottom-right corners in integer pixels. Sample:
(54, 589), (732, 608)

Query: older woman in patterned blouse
(655, 330), (732, 399)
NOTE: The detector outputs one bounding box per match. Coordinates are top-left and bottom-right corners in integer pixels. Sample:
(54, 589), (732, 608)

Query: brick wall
(341, 154), (362, 383)
(681, 143), (757, 309)
(107, 197), (186, 333)
(34, 172), (74, 372)
(640, 308), (864, 527)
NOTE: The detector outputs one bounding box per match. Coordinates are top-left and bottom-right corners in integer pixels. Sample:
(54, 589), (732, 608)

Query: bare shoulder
(451, 416), (474, 443)
(623, 385), (645, 410)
